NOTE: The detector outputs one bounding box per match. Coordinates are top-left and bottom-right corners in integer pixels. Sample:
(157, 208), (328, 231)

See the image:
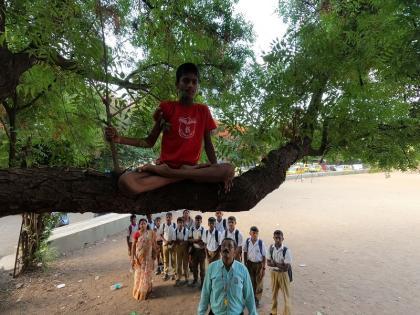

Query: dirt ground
(1, 172), (419, 315)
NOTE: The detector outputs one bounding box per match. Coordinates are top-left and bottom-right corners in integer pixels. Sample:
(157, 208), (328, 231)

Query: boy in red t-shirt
(105, 63), (234, 194)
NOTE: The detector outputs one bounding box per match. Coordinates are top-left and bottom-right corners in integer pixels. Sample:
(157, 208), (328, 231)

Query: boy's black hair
(177, 217), (184, 223)
(208, 217), (216, 223)
(166, 212), (172, 217)
(176, 63), (200, 83)
(250, 226), (259, 232)
(183, 209), (190, 214)
(195, 214), (202, 220)
(273, 230), (284, 237)
(227, 216), (236, 223)
(130, 214), (136, 220)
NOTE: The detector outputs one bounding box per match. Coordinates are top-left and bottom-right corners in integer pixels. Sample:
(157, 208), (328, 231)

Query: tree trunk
(0, 142), (308, 217)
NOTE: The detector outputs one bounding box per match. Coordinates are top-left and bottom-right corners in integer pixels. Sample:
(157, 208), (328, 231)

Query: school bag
(245, 238), (264, 256)
(269, 245), (293, 283)
(206, 229), (219, 244)
(222, 219), (227, 230)
(224, 229), (240, 245)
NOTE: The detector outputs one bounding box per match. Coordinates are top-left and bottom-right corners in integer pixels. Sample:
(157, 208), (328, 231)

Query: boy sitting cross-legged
(105, 63), (234, 195)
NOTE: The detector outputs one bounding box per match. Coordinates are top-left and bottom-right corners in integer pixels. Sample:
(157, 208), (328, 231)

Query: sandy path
(1, 172), (419, 315)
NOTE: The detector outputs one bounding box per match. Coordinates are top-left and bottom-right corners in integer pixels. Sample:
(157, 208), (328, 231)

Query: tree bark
(0, 142), (309, 217)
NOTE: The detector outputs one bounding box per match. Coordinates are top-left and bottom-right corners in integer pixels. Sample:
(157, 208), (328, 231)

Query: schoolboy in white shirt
(205, 217), (221, 264)
(224, 216), (243, 261)
(267, 230), (292, 315)
(243, 226), (267, 308)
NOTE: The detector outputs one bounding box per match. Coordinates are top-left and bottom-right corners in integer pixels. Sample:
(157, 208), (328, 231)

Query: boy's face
(146, 214), (152, 220)
(177, 221), (184, 229)
(155, 218), (161, 226)
(177, 73), (198, 100)
(274, 234), (283, 246)
(166, 215), (172, 223)
(215, 211), (223, 220)
(130, 217), (136, 225)
(183, 210), (190, 218)
(208, 221), (215, 230)
(250, 230), (258, 241)
(228, 219), (235, 230)
(195, 217), (202, 227)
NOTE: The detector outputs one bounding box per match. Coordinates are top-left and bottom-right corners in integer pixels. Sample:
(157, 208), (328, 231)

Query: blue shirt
(197, 259), (257, 315)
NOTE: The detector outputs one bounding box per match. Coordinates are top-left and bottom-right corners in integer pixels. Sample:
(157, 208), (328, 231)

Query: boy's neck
(216, 218), (222, 222)
(228, 227), (235, 233)
(179, 97), (194, 106)
(251, 238), (258, 243)
(275, 243), (282, 248)
(209, 227), (214, 232)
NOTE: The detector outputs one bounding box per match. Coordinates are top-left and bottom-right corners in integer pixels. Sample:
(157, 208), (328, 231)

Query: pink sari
(132, 230), (156, 300)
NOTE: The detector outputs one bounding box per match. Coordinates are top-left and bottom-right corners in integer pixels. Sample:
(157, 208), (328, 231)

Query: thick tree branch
(0, 142), (313, 217)
(0, 0), (5, 37)
(307, 119), (329, 156)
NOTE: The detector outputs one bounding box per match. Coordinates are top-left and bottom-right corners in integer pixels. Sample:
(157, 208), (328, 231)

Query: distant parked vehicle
(335, 165), (345, 172)
(352, 164), (364, 170)
(52, 212), (70, 227)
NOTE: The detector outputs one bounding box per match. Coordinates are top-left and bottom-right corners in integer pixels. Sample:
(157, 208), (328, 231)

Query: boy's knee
(219, 163), (235, 179)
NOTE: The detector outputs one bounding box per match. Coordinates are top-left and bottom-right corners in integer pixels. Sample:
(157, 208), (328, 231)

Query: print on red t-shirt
(159, 101), (217, 168)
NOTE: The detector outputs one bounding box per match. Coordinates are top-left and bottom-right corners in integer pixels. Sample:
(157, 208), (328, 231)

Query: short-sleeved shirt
(154, 224), (162, 241)
(215, 218), (227, 234)
(127, 223), (138, 242)
(159, 101), (217, 168)
(205, 229), (221, 252)
(189, 225), (206, 249)
(269, 244), (292, 271)
(224, 229), (243, 247)
(243, 238), (267, 263)
(174, 227), (189, 241)
(159, 222), (176, 245)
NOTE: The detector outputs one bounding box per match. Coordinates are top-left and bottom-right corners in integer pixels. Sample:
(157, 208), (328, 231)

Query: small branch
(0, 0), (5, 37)
(0, 114), (10, 139)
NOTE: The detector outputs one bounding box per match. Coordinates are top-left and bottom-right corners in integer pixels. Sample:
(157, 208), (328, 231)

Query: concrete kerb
(48, 213), (131, 255)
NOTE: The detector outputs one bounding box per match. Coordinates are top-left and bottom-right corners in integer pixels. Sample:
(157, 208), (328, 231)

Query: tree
(1, 0), (419, 217)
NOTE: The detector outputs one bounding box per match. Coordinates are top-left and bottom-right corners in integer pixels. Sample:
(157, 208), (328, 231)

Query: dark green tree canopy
(0, 0), (418, 216)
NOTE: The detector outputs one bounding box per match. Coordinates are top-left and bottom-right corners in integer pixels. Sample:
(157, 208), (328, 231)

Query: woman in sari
(132, 218), (157, 300)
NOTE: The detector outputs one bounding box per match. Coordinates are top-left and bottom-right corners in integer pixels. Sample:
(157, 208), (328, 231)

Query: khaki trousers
(271, 270), (291, 315)
(246, 261), (264, 301)
(175, 243), (189, 280)
(207, 250), (220, 264)
(162, 243), (175, 275)
(191, 247), (206, 283)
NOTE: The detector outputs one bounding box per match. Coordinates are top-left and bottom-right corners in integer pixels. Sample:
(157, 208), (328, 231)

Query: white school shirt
(174, 227), (189, 241)
(154, 224), (162, 241)
(215, 218), (227, 233)
(147, 220), (155, 231)
(183, 217), (194, 230)
(205, 229), (221, 252)
(159, 222), (176, 245)
(243, 238), (267, 263)
(224, 228), (243, 247)
(127, 224), (139, 242)
(269, 244), (292, 271)
(189, 225), (206, 249)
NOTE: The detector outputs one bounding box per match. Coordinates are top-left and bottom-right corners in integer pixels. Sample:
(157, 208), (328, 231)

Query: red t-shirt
(159, 101), (217, 168)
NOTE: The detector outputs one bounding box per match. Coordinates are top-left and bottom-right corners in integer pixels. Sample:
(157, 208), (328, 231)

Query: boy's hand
(153, 108), (164, 122)
(259, 268), (265, 280)
(105, 126), (119, 142)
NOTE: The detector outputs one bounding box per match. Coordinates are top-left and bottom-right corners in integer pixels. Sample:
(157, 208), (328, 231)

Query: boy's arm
(105, 109), (164, 148)
(204, 131), (217, 164)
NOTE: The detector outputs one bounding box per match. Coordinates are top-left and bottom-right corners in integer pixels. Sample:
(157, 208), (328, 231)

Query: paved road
(0, 213), (94, 258)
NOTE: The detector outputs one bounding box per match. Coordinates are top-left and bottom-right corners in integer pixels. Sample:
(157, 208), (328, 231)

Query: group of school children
(127, 209), (292, 315)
